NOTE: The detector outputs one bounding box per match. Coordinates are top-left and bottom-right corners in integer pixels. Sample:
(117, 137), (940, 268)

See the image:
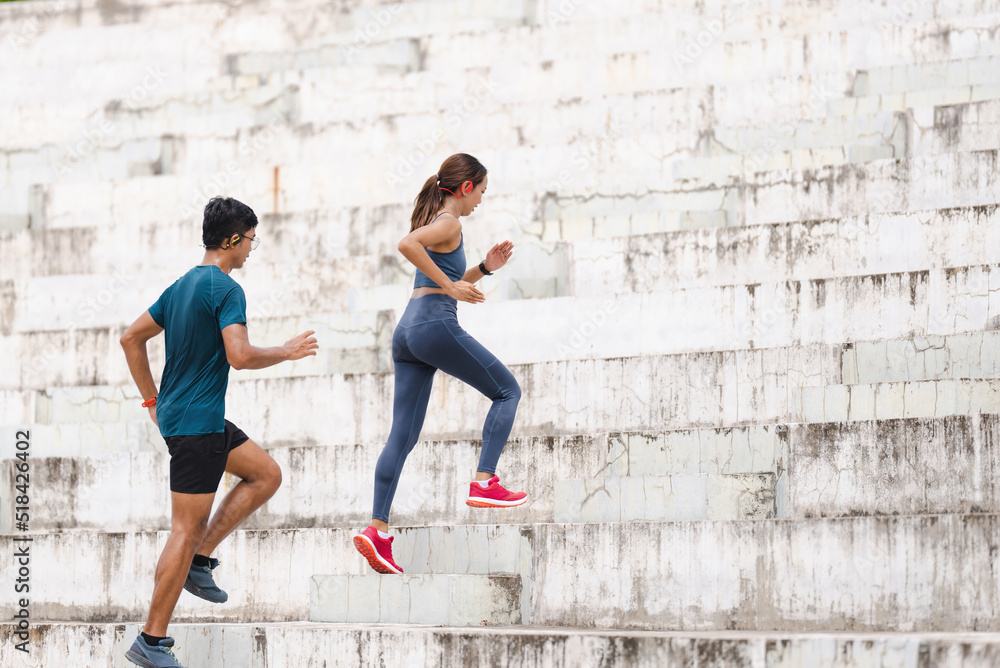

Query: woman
(353, 153), (526, 574)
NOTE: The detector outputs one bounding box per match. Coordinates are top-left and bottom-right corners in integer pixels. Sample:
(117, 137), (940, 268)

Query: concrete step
(12, 144), (996, 246)
(0, 205), (1000, 328)
(670, 110), (908, 182)
(22, 88), (1000, 194)
(677, 96), (1000, 182)
(5, 359), (1000, 448)
(0, 433), (606, 532)
(9, 204), (998, 304)
(8, 515), (1000, 631)
(0, 402), (793, 461)
(463, 264), (1000, 362)
(9, 9), (993, 154)
(310, 574), (523, 626)
(9, 260), (999, 370)
(4, 136), (995, 242)
(3, 309), (398, 390)
(554, 473), (778, 523)
(227, 22), (1000, 103)
(546, 148), (1000, 230)
(0, 524), (531, 623)
(1, 343), (844, 448)
(611, 415), (1000, 520)
(2, 247), (561, 335)
(0, 324), (824, 393)
(38, 412), (975, 531)
(0, 1), (538, 106)
(26, 410), (972, 531)
(4, 0), (986, 79)
(842, 331), (1000, 385)
(606, 426), (788, 479)
(9, 624), (1000, 668)
(786, 414), (1000, 519)
(530, 514), (1000, 632)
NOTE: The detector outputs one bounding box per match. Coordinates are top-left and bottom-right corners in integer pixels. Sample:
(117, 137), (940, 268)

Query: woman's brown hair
(410, 153), (488, 232)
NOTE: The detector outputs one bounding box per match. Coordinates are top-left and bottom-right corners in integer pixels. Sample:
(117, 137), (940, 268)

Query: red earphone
(440, 181), (474, 198)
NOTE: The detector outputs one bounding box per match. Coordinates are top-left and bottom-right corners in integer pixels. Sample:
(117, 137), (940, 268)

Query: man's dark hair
(202, 197), (258, 248)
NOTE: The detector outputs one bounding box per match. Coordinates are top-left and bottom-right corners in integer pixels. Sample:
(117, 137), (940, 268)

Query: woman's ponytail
(410, 174), (446, 232)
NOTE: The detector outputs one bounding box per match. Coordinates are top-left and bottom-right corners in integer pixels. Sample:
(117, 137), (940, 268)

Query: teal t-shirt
(148, 265), (248, 438)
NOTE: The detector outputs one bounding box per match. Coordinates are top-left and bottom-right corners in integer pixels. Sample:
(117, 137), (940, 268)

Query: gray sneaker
(183, 557), (228, 603)
(125, 635), (185, 668)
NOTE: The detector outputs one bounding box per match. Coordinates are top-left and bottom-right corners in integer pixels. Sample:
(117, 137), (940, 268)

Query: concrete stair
(7, 370), (1000, 449)
(4, 515), (999, 632)
(7, 263), (1000, 373)
(309, 574), (523, 626)
(530, 515), (1000, 632)
(554, 473), (779, 522)
(14, 317), (1000, 397)
(2, 0), (1000, 662)
(0, 524), (532, 624)
(7, 623), (1000, 668)
(3, 204), (998, 287)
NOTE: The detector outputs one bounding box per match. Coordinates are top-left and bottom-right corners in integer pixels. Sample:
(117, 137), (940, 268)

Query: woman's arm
(399, 216), (484, 303)
(461, 240), (514, 283)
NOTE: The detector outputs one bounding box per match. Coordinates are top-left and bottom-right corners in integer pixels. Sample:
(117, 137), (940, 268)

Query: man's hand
(282, 330), (319, 361)
(147, 405), (158, 426)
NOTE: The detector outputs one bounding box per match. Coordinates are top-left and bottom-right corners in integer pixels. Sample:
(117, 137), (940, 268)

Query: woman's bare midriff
(411, 287), (448, 298)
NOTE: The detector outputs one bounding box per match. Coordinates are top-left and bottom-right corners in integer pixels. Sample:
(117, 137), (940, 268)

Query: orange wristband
(141, 397), (157, 408)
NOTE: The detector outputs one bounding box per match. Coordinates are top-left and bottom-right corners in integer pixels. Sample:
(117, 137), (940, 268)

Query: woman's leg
(410, 321), (521, 476)
(371, 358), (437, 526)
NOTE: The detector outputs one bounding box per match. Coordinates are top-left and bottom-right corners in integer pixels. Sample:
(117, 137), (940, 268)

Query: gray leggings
(371, 294), (521, 523)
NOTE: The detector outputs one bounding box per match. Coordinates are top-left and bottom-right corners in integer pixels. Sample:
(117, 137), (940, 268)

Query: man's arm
(221, 324), (318, 370)
(120, 311), (164, 423)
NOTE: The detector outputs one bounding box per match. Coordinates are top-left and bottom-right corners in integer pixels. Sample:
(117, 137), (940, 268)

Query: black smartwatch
(478, 261), (493, 276)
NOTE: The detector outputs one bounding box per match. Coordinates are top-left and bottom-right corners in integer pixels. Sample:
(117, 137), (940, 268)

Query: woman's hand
(484, 240), (514, 273)
(446, 281), (486, 304)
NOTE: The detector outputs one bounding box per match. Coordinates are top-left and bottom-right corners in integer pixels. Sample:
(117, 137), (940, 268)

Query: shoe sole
(466, 495), (528, 508)
(124, 650), (161, 668)
(183, 579), (228, 603)
(353, 535), (403, 574)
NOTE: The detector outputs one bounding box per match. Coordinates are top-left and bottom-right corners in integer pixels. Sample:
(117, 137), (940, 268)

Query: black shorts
(165, 420), (249, 494)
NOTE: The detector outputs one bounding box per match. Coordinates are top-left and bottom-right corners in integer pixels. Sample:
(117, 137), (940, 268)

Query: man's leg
(195, 439), (282, 558)
(143, 492), (215, 636)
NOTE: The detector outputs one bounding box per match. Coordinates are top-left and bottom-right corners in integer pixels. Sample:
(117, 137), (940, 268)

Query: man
(120, 197), (318, 668)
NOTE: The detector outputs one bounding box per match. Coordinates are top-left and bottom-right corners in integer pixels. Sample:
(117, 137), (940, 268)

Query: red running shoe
(466, 475), (528, 508)
(353, 526), (403, 574)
